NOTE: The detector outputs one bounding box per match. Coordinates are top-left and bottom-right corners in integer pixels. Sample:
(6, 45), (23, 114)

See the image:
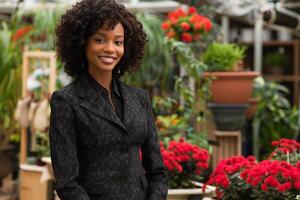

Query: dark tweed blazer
(49, 74), (168, 200)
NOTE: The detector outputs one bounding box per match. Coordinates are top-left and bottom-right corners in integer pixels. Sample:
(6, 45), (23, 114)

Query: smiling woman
(50, 0), (168, 200)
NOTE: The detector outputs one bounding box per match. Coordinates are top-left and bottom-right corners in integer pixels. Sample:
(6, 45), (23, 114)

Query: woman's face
(86, 23), (124, 74)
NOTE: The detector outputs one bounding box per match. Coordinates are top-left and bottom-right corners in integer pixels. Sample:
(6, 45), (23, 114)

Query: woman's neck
(88, 68), (112, 93)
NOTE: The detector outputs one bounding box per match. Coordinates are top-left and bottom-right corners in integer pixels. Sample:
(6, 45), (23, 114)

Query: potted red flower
(205, 156), (257, 199)
(206, 139), (300, 199)
(161, 7), (212, 43)
(160, 138), (214, 199)
(270, 138), (300, 165)
(242, 160), (300, 199)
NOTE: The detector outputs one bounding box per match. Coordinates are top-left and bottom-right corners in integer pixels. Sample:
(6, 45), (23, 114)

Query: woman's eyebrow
(94, 32), (124, 38)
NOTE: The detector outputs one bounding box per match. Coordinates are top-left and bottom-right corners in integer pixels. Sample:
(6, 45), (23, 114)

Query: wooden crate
(212, 131), (242, 167)
(19, 164), (53, 200)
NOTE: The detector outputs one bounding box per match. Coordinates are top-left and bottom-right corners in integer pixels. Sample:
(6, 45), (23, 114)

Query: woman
(49, 0), (168, 199)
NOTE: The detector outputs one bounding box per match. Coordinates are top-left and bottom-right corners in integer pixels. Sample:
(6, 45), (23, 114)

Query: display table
(19, 164), (54, 200)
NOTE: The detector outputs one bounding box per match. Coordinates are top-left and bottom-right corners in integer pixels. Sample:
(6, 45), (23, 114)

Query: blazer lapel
(74, 75), (127, 131)
(118, 82), (140, 129)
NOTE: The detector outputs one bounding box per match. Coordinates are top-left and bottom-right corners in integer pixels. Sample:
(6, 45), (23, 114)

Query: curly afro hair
(55, 0), (147, 78)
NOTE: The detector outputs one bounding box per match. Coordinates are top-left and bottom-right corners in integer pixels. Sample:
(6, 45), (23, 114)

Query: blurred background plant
(152, 95), (210, 150)
(122, 12), (173, 94)
(253, 78), (299, 160)
(15, 8), (64, 50)
(202, 42), (246, 71)
(0, 22), (22, 147)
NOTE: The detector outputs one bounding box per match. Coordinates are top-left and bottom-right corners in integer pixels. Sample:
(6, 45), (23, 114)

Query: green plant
(202, 42), (246, 71)
(15, 8), (64, 50)
(263, 51), (288, 67)
(122, 12), (172, 91)
(0, 22), (22, 146)
(253, 77), (299, 159)
(35, 131), (50, 158)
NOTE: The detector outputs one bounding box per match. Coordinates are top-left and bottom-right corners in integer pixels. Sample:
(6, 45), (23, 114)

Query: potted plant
(205, 139), (300, 200)
(161, 138), (215, 199)
(202, 42), (259, 104)
(202, 42), (259, 130)
(263, 50), (288, 75)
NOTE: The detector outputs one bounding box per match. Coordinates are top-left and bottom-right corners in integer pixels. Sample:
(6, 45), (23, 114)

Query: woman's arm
(141, 90), (168, 200)
(49, 91), (90, 200)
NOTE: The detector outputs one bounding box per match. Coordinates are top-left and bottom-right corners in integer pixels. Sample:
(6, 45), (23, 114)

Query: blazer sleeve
(141, 90), (168, 200)
(49, 91), (90, 200)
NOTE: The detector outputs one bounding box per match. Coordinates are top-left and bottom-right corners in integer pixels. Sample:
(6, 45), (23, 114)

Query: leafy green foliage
(263, 51), (288, 67)
(202, 42), (246, 71)
(253, 78), (299, 159)
(15, 8), (64, 50)
(122, 12), (172, 91)
(0, 22), (22, 146)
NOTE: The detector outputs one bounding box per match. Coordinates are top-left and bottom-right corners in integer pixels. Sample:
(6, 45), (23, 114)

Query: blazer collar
(74, 74), (138, 132)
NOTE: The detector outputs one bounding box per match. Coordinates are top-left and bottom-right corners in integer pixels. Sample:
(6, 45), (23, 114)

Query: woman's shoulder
(50, 78), (78, 102)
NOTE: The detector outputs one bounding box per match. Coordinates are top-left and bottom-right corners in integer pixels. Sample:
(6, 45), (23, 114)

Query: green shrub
(263, 51), (288, 67)
(202, 42), (246, 71)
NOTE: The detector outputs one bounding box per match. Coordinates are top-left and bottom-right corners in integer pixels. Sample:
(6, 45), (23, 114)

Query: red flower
(180, 22), (190, 31)
(204, 19), (212, 31)
(188, 7), (197, 14)
(12, 25), (33, 42)
(181, 33), (192, 43)
(161, 22), (170, 30)
(166, 31), (175, 39)
(294, 181), (300, 190)
(261, 183), (268, 192)
(161, 139), (210, 189)
(162, 7), (212, 43)
(265, 176), (279, 187)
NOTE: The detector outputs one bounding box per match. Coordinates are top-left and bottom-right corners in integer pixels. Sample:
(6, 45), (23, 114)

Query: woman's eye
(115, 41), (124, 46)
(95, 38), (104, 43)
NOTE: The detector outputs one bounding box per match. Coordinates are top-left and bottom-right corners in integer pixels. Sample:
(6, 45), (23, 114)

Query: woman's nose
(103, 42), (114, 52)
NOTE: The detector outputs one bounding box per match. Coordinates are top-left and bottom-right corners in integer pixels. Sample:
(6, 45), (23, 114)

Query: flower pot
(204, 71), (259, 103)
(208, 103), (249, 131)
(167, 189), (202, 200)
(168, 185), (215, 200)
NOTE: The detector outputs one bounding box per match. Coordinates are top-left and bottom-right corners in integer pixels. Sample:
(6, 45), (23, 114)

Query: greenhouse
(0, 0), (300, 200)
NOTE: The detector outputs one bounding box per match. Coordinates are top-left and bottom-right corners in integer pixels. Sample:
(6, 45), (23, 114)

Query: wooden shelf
(241, 40), (299, 46)
(263, 75), (299, 81)
(243, 40), (300, 105)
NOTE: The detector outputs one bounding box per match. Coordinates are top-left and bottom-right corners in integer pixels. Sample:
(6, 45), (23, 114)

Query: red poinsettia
(160, 138), (209, 188)
(161, 7), (212, 43)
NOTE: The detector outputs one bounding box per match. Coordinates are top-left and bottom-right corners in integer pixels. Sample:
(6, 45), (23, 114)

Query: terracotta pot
(204, 71), (259, 103)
